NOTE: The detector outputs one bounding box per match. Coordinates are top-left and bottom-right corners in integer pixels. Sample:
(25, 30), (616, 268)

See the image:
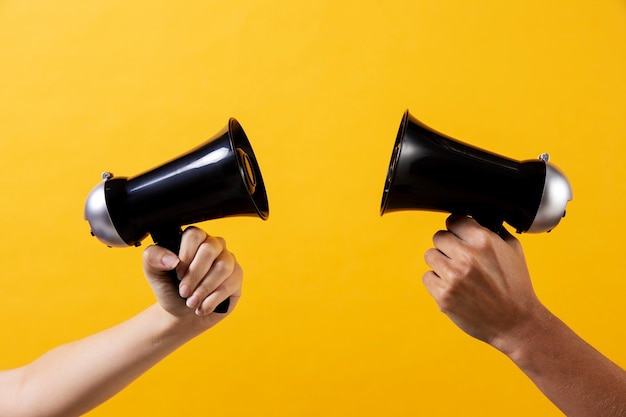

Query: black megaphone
(84, 118), (269, 313)
(381, 110), (572, 234)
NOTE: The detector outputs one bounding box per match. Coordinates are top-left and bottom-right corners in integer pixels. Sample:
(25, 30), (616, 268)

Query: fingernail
(186, 294), (199, 309)
(162, 254), (179, 270)
(179, 284), (190, 298)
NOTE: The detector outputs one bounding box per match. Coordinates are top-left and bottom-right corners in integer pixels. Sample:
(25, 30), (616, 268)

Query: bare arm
(422, 214), (626, 417)
(0, 227), (242, 417)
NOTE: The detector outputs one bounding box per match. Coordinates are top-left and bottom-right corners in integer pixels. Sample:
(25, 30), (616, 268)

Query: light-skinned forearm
(496, 305), (626, 417)
(1, 304), (206, 417)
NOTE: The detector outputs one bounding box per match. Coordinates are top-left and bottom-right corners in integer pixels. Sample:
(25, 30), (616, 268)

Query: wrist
(148, 304), (209, 347)
(490, 302), (557, 363)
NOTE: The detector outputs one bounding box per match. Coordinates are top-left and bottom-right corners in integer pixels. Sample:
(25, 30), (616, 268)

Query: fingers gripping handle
(150, 227), (230, 314)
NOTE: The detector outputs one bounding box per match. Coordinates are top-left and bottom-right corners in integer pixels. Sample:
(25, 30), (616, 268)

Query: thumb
(142, 244), (180, 277)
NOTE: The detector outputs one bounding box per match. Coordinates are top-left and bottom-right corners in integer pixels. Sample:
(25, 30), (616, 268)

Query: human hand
(422, 214), (546, 352)
(142, 227), (242, 325)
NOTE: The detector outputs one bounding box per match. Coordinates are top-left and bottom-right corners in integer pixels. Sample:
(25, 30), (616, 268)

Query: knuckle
(192, 286), (211, 302)
(185, 225), (206, 239)
(198, 239), (221, 260)
(452, 257), (477, 284)
(472, 228), (494, 251)
(445, 267), (461, 283)
(213, 257), (233, 276)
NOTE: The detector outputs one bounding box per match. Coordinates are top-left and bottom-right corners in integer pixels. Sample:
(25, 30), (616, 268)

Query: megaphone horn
(85, 118), (269, 313)
(381, 110), (572, 234)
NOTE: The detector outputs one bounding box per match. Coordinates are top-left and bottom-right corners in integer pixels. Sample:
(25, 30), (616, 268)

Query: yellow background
(1, 1), (625, 416)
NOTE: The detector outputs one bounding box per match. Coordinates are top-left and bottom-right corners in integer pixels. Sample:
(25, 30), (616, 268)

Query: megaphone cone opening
(380, 110), (410, 216)
(228, 118), (269, 221)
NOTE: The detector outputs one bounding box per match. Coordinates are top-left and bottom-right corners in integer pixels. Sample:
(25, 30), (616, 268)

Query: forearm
(497, 306), (626, 417)
(6, 304), (204, 417)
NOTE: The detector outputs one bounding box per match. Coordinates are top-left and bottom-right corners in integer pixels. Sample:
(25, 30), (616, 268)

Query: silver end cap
(527, 162), (573, 233)
(84, 181), (128, 247)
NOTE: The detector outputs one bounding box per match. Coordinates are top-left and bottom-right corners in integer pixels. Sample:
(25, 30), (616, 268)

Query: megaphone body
(85, 118), (269, 313)
(381, 110), (572, 233)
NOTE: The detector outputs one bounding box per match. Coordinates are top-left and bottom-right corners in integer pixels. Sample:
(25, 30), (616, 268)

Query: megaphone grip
(150, 226), (230, 314)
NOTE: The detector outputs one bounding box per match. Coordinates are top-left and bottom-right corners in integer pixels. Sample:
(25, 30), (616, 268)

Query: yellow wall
(1, 1), (625, 415)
